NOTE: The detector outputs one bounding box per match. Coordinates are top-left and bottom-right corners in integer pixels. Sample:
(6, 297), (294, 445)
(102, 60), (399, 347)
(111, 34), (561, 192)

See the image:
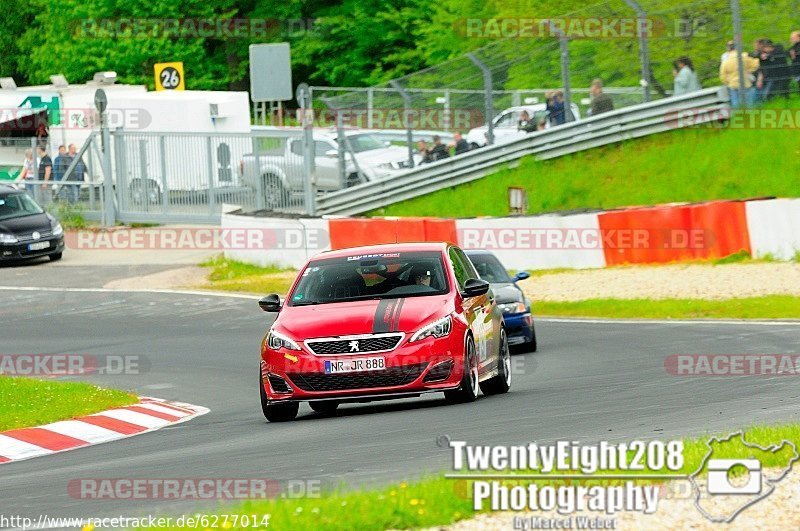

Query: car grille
(305, 333), (403, 356)
(17, 229), (53, 242)
(287, 362), (428, 392)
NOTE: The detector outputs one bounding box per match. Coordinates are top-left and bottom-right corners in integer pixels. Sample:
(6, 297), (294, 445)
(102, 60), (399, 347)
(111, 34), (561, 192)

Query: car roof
(317, 242), (450, 259)
(464, 249), (496, 256)
(0, 184), (19, 195)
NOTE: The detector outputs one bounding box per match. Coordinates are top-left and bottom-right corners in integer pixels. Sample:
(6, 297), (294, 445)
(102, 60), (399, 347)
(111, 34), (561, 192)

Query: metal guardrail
(315, 87), (729, 216)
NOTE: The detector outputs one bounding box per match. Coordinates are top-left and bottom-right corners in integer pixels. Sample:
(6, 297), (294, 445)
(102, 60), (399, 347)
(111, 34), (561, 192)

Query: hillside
(370, 102), (800, 218)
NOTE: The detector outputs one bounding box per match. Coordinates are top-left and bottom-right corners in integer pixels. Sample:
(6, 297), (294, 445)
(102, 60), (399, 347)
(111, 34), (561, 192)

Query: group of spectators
(18, 143), (87, 204)
(719, 32), (800, 107)
(416, 133), (469, 163)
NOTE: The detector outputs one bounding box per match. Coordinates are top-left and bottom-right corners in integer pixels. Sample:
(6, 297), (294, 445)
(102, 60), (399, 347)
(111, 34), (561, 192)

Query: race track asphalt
(2, 282), (800, 525)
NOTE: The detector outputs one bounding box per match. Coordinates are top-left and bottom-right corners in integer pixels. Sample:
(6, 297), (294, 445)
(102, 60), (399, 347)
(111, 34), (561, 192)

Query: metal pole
(101, 121), (115, 226)
(296, 84), (316, 216)
(389, 80), (415, 168)
(443, 89), (451, 132)
(466, 53), (495, 145)
(367, 88), (374, 129)
(730, 0), (747, 106)
(623, 0), (651, 102)
(546, 22), (574, 122)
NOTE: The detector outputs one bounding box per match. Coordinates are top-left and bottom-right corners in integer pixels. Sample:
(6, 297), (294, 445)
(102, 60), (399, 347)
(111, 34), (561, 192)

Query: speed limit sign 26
(154, 62), (185, 91)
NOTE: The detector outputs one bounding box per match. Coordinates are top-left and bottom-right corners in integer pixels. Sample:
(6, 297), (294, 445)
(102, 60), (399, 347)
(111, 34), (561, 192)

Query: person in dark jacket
(546, 90), (566, 125)
(428, 135), (450, 161)
(517, 110), (537, 132)
(788, 31), (800, 92)
(589, 79), (614, 115)
(417, 140), (434, 164)
(760, 39), (791, 99)
(450, 132), (470, 155)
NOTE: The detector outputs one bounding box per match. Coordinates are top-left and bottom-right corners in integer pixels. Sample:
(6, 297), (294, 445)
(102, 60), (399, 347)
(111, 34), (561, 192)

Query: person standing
(53, 145), (69, 200)
(65, 143), (86, 203)
(36, 146), (53, 203)
(760, 39), (791, 99)
(673, 56), (702, 96)
(450, 132), (470, 155)
(429, 135), (450, 161)
(589, 79), (614, 116)
(720, 51), (760, 107)
(789, 31), (800, 93)
(547, 90), (566, 125)
(19, 149), (35, 194)
(721, 41), (735, 65)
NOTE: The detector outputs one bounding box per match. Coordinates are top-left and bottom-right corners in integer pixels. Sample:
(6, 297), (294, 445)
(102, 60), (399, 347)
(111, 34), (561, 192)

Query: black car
(0, 185), (65, 262)
(465, 249), (536, 352)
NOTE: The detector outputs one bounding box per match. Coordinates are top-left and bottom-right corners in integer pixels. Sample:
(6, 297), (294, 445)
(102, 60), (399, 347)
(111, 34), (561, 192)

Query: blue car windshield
(289, 251), (449, 306)
(467, 253), (512, 283)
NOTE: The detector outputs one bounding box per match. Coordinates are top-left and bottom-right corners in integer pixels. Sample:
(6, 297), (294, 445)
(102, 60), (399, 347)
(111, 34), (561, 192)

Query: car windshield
(289, 251), (449, 306)
(345, 134), (385, 153)
(467, 253), (512, 283)
(0, 192), (44, 221)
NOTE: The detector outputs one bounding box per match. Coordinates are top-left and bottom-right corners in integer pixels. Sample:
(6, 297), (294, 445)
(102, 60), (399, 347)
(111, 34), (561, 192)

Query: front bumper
(261, 334), (464, 402)
(503, 312), (534, 345)
(0, 235), (64, 262)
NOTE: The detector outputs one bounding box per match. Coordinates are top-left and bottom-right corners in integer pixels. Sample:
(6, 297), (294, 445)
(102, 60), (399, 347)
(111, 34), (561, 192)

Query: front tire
(480, 329), (511, 395)
(260, 373), (298, 422)
(445, 335), (479, 403)
(262, 175), (289, 210)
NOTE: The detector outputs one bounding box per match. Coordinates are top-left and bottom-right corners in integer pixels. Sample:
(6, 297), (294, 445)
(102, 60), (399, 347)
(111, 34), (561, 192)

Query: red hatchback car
(258, 242), (512, 421)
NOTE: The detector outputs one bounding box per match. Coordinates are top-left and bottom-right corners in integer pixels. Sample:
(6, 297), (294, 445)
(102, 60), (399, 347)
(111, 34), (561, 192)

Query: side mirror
(462, 278), (490, 297)
(258, 294), (282, 312)
(513, 271), (531, 282)
(325, 149), (338, 158)
(384, 140), (392, 147)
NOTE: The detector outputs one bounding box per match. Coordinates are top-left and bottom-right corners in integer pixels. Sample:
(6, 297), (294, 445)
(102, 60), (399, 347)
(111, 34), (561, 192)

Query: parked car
(257, 242), (512, 421)
(240, 131), (414, 208)
(0, 185), (65, 262)
(466, 103), (581, 148)
(465, 250), (536, 352)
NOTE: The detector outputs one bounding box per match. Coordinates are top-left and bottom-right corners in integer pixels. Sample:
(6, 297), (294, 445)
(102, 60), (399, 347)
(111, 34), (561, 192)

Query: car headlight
(0, 233), (18, 244)
(51, 222), (63, 236)
(499, 302), (527, 314)
(266, 329), (301, 351)
(410, 315), (452, 342)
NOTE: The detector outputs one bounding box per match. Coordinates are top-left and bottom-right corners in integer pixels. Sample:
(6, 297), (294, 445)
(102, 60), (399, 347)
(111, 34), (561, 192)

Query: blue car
(465, 250), (537, 352)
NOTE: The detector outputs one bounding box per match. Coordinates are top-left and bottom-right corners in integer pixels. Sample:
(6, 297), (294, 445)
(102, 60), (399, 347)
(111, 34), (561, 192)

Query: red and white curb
(0, 396), (208, 464)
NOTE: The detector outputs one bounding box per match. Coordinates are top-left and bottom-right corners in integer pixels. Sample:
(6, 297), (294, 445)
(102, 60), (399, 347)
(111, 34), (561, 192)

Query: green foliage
(3, 0), (800, 93)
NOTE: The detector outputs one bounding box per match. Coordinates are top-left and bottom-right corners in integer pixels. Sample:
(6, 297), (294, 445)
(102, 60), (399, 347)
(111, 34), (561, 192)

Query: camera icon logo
(706, 459), (762, 495)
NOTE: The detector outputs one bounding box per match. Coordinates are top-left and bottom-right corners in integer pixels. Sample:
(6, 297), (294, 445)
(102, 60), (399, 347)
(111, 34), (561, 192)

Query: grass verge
(370, 98), (800, 218)
(533, 295), (800, 319)
(150, 423), (800, 530)
(197, 255), (296, 295)
(0, 376), (137, 431)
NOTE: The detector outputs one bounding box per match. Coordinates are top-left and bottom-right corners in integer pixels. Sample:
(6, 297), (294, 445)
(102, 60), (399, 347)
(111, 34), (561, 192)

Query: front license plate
(28, 241), (50, 251)
(324, 357), (386, 374)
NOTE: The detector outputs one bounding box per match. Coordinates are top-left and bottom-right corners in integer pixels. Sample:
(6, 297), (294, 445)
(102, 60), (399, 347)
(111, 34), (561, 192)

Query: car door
(313, 140), (342, 190)
(448, 246), (495, 375)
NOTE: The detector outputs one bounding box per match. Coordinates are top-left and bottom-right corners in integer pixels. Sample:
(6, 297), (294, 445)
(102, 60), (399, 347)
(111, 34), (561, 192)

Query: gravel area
(433, 468), (799, 530)
(518, 263), (800, 302)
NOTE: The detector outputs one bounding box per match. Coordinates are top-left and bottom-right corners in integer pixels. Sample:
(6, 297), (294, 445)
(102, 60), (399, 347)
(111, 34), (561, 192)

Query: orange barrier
(328, 218), (458, 250)
(598, 201), (752, 265)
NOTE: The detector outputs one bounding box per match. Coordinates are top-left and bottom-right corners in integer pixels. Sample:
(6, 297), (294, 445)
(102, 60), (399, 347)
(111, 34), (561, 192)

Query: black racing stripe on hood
(373, 299), (396, 333)
(391, 298), (404, 332)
